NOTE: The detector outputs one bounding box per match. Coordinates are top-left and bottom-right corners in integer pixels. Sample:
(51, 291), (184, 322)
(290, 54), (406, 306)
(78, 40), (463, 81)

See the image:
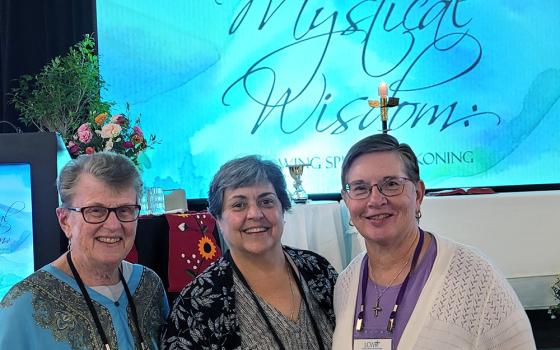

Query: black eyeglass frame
(65, 205), (141, 224)
(344, 176), (413, 200)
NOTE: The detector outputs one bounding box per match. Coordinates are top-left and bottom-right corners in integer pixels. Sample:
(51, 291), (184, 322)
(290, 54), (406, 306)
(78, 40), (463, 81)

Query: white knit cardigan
(332, 234), (536, 350)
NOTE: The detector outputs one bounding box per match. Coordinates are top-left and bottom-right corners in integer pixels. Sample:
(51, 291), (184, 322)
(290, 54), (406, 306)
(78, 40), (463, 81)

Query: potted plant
(10, 34), (110, 141)
(10, 34), (156, 167)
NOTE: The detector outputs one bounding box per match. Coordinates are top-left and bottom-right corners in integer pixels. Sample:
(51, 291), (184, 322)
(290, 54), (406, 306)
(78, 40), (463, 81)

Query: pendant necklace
(355, 229), (425, 332)
(369, 233), (417, 317)
(370, 259), (409, 317)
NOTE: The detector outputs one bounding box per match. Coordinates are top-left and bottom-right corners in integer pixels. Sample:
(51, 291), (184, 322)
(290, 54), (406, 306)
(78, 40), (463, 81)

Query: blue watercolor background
(97, 0), (560, 198)
(0, 164), (34, 299)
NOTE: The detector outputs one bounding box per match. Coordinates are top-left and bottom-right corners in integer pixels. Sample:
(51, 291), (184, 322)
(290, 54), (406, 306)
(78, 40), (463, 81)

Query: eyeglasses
(344, 177), (412, 200)
(66, 205), (141, 224)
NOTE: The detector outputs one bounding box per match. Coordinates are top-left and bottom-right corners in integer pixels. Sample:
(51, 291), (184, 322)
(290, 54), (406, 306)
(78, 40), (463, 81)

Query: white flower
(104, 139), (114, 151)
(100, 123), (122, 138)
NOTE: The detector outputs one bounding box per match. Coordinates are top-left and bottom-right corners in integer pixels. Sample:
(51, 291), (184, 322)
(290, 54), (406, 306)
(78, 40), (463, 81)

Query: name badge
(353, 338), (392, 350)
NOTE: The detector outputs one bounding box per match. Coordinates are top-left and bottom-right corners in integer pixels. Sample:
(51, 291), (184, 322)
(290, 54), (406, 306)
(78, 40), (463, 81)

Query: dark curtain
(0, 0), (96, 133)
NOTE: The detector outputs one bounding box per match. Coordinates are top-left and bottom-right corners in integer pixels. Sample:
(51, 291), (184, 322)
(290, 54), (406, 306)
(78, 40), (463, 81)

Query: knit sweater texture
(332, 234), (536, 350)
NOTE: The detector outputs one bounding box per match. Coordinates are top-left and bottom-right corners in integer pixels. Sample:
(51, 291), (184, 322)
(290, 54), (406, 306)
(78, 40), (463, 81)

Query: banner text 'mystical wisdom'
(220, 0), (501, 134)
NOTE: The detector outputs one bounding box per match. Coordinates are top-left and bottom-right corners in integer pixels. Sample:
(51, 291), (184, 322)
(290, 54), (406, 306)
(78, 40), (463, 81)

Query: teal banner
(97, 0), (560, 198)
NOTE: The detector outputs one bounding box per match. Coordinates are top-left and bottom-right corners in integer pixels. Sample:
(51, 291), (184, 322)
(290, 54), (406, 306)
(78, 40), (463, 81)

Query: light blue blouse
(0, 263), (169, 349)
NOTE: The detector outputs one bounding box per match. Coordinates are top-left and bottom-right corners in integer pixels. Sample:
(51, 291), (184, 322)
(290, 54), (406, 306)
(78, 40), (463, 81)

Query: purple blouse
(352, 233), (437, 349)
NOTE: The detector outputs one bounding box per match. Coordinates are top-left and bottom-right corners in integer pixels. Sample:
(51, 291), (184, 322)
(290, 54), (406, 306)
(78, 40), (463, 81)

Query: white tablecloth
(282, 201), (346, 272)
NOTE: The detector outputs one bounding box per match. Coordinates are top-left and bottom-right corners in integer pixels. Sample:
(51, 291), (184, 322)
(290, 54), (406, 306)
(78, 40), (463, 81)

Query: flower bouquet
(67, 111), (157, 167)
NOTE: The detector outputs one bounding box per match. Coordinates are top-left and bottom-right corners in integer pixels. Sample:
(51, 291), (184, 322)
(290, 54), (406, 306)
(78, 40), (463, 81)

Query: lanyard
(227, 251), (325, 350)
(66, 252), (147, 350)
(355, 229), (425, 333)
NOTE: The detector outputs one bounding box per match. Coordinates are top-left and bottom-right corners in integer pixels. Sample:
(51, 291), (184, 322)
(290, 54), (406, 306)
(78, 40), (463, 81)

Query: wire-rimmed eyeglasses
(66, 205), (141, 224)
(344, 177), (412, 200)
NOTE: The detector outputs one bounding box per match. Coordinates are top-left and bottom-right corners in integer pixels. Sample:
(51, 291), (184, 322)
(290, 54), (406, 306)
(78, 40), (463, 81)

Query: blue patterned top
(0, 263), (169, 349)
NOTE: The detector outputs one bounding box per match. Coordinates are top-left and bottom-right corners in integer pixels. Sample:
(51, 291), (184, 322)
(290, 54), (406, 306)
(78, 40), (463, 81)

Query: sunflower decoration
(198, 236), (217, 260)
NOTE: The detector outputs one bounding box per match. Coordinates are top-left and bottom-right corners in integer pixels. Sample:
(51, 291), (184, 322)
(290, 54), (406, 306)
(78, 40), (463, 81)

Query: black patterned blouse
(160, 246), (338, 350)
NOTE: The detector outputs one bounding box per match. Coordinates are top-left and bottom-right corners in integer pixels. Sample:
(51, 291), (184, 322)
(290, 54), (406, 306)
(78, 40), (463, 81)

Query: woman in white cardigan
(332, 134), (535, 350)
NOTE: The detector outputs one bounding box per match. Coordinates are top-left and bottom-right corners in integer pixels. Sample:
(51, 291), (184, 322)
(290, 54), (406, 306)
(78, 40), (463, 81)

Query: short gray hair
(57, 152), (143, 206)
(208, 155), (291, 219)
(341, 134), (420, 187)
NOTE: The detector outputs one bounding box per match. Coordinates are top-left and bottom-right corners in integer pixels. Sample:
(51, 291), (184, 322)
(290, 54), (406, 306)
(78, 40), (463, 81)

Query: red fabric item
(427, 187), (496, 196)
(166, 212), (221, 292)
(466, 187), (495, 195)
(125, 243), (139, 263)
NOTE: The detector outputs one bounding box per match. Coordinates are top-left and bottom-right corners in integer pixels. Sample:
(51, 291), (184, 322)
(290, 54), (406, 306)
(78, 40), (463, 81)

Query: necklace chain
(372, 260), (409, 310)
(369, 234), (418, 316)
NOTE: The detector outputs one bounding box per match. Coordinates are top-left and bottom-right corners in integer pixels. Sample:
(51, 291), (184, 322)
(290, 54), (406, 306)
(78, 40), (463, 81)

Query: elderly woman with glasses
(332, 134), (535, 350)
(0, 152), (169, 350)
(161, 155), (337, 350)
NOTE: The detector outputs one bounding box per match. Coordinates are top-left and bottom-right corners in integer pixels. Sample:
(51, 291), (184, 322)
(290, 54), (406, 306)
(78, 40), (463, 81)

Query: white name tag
(353, 338), (392, 350)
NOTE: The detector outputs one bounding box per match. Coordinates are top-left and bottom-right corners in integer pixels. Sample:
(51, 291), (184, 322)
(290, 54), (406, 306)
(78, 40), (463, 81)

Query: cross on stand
(368, 82), (399, 134)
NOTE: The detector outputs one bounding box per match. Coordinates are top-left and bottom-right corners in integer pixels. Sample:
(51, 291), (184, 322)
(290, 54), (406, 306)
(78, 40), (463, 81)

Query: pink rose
(111, 114), (128, 126)
(123, 141), (134, 149)
(85, 147), (96, 154)
(77, 123), (93, 143)
(100, 123), (122, 138)
(67, 141), (80, 156)
(133, 125), (144, 138)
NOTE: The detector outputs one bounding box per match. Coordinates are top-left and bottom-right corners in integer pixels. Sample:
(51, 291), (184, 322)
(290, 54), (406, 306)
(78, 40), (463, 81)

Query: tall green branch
(9, 34), (109, 140)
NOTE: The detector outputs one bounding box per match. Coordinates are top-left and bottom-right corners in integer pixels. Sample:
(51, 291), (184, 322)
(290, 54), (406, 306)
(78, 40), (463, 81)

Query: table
(420, 191), (560, 309)
(282, 201), (346, 271)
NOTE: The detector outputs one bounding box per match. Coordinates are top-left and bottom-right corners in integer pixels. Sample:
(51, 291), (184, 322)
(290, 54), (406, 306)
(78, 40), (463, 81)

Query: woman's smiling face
(57, 173), (138, 271)
(342, 151), (424, 245)
(217, 182), (284, 257)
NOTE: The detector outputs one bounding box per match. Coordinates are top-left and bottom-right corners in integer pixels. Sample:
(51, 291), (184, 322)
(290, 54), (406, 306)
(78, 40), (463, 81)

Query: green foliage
(10, 34), (112, 140)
